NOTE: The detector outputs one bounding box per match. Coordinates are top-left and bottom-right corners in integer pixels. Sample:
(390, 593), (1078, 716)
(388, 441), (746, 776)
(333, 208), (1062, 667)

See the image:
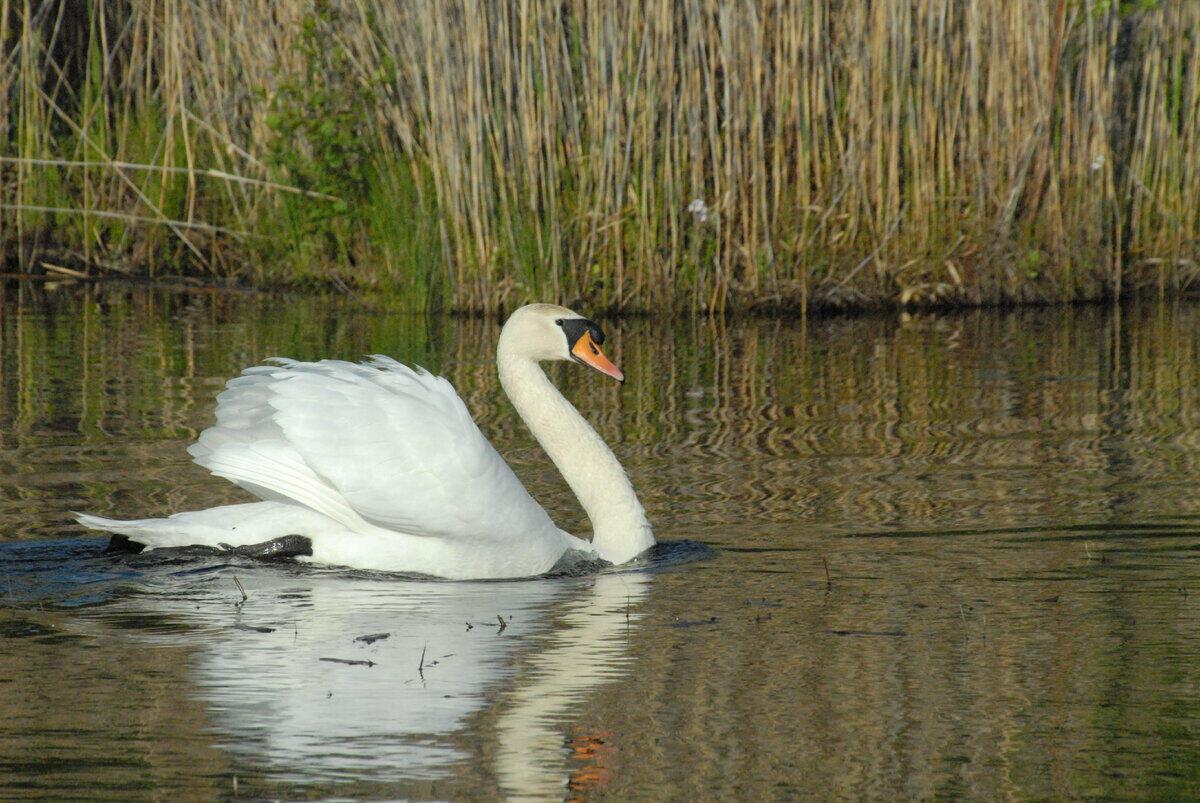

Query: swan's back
(189, 357), (558, 547)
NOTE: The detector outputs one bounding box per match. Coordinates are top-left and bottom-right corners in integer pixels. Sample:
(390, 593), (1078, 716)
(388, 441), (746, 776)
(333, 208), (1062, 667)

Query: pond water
(3, 285), (1200, 799)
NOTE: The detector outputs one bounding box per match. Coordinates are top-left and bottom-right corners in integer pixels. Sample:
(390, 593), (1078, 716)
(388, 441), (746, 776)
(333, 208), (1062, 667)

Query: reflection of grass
(2, 3), (1199, 312)
(7, 287), (1200, 541)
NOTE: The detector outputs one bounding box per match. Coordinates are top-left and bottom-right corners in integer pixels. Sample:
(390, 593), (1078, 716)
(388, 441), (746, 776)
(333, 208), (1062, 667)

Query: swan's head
(500, 304), (624, 382)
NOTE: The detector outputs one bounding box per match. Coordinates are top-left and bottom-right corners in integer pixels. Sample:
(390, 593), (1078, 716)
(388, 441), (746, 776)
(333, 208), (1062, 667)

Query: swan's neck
(497, 352), (654, 564)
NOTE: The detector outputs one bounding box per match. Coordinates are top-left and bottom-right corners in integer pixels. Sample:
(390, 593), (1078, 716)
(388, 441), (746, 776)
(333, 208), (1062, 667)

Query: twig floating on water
(822, 557), (832, 591)
(233, 623), (275, 633)
(465, 621), (474, 631)
(497, 614), (507, 634)
(233, 575), (248, 605)
(828, 629), (906, 637)
(669, 616), (719, 629)
(319, 657), (375, 667)
(354, 632), (390, 645)
(419, 642), (427, 678)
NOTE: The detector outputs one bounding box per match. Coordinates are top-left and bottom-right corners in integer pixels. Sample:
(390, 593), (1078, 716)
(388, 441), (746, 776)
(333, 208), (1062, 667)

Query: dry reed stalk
(1, 1), (1197, 312)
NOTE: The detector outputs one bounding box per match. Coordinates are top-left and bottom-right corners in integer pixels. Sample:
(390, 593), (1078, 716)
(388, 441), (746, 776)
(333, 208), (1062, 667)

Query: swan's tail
(74, 501), (335, 551)
(76, 512), (162, 537)
(75, 511), (224, 551)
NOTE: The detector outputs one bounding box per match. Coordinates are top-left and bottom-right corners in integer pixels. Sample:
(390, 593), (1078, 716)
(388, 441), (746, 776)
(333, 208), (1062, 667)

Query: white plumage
(77, 304), (655, 579)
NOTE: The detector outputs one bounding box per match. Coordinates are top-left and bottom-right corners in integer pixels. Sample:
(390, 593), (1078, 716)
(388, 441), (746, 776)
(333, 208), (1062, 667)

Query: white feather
(77, 304), (655, 578)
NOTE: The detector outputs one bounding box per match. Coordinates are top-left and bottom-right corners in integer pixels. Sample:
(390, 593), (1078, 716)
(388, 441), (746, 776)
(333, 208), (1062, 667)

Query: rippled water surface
(3, 286), (1200, 799)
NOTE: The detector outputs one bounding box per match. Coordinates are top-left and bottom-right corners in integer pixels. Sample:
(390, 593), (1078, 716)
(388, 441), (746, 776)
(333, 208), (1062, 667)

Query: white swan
(76, 304), (655, 579)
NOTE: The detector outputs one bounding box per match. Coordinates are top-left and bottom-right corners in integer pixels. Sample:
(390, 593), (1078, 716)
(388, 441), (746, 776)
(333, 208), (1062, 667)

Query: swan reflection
(494, 571), (648, 796)
(109, 563), (649, 793)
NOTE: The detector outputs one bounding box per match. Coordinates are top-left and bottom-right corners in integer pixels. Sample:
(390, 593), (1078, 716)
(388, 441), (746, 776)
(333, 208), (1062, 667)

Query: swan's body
(76, 304), (654, 579)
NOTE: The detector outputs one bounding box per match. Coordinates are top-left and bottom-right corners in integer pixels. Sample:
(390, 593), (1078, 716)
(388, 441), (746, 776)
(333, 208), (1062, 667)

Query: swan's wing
(188, 364), (369, 530)
(188, 357), (557, 543)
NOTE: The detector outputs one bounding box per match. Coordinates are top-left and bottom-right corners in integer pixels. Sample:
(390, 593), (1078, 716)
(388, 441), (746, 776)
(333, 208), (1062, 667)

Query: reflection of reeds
(2, 2), (1199, 311)
(0, 607), (230, 796)
(8, 286), (1200, 544)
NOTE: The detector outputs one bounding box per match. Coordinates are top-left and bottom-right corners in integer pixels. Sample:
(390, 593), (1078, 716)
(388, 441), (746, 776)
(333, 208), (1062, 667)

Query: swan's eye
(555, 318), (564, 326)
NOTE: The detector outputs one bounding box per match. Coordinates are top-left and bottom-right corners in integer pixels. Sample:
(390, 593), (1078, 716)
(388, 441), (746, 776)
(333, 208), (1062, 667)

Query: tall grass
(2, 1), (1198, 313)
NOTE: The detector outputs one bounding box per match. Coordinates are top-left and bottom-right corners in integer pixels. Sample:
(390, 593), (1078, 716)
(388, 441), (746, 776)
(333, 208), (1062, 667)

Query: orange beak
(571, 331), (624, 382)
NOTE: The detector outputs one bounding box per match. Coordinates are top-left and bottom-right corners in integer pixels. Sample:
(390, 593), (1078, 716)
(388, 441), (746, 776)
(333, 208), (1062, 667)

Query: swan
(75, 304), (655, 579)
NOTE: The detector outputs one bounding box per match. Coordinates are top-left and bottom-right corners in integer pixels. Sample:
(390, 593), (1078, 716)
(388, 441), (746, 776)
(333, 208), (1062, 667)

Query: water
(3, 285), (1200, 799)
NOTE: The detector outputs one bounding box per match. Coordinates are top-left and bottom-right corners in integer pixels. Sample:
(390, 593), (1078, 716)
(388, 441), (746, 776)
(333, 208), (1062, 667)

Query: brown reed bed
(1, 1), (1198, 314)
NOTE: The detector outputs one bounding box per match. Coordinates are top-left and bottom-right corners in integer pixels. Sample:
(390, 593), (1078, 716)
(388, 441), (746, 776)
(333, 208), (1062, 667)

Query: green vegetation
(1, 1), (1198, 313)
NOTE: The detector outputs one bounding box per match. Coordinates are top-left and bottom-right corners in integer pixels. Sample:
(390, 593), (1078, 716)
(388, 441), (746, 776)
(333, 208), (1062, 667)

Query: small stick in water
(496, 614), (507, 634)
(419, 642), (428, 678)
(822, 557), (832, 590)
(319, 657), (374, 667)
(233, 623), (274, 633)
(233, 575), (248, 605)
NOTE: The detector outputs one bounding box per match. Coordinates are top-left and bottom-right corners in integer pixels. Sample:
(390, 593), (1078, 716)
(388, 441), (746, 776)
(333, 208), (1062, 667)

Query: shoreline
(5, 266), (1199, 321)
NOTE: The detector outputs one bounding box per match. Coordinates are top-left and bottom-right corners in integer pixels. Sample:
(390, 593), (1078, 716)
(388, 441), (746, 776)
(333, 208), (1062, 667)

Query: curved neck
(497, 349), (654, 564)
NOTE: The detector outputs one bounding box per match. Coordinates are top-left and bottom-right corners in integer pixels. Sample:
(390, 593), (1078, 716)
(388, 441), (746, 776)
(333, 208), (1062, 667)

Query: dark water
(3, 285), (1200, 799)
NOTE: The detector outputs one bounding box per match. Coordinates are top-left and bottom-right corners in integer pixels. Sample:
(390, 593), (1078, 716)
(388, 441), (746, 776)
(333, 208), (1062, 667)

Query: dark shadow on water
(842, 519), (1200, 541)
(0, 536), (714, 609)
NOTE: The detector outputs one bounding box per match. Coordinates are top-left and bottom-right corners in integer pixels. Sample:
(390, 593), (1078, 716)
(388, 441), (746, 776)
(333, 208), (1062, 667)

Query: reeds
(2, 1), (1198, 313)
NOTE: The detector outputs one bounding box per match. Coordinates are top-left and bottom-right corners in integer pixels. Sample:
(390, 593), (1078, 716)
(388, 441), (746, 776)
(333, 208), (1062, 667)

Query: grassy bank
(2, 1), (1198, 313)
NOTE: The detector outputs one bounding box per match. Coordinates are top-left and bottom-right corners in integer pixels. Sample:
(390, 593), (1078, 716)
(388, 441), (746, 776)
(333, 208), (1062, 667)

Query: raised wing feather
(189, 357), (557, 544)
